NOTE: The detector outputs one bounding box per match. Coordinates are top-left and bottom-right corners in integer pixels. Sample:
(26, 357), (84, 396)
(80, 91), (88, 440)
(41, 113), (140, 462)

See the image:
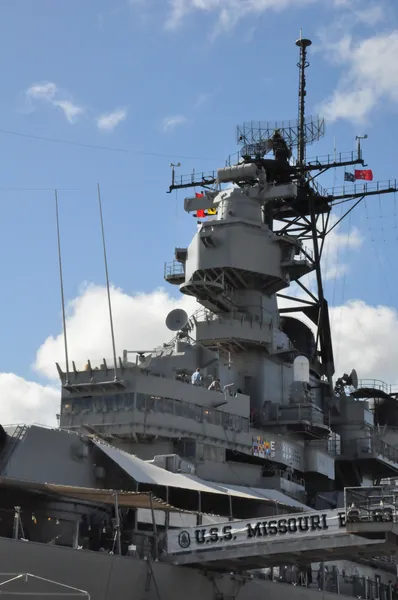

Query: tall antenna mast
(97, 183), (118, 380)
(296, 34), (312, 167)
(55, 190), (70, 384)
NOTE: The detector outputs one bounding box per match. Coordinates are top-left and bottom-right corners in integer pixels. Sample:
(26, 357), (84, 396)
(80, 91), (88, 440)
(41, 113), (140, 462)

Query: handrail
(164, 260), (185, 278)
(331, 437), (398, 464)
(328, 179), (397, 199)
(359, 378), (398, 395)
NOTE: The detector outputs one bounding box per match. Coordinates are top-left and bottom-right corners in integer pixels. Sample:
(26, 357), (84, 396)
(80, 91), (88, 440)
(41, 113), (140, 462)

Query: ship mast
(296, 35), (311, 168)
(166, 38), (398, 394)
(295, 36), (332, 387)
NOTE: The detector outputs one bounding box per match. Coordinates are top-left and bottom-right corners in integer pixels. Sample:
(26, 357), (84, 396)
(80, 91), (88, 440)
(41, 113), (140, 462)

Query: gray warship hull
(0, 535), (387, 600)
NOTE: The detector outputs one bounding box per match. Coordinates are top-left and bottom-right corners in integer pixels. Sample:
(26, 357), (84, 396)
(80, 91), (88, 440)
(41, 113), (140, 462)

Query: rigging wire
(329, 199), (346, 326)
(329, 194), (398, 374)
(364, 197), (396, 306)
(0, 127), (219, 161)
(334, 210), (352, 365)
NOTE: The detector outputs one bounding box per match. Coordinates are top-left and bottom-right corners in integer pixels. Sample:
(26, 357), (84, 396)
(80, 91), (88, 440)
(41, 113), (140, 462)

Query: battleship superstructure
(58, 37), (398, 500)
(1, 37), (398, 600)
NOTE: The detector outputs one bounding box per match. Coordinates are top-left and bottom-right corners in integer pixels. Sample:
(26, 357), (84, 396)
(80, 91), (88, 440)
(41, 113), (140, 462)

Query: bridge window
(174, 399), (183, 416)
(203, 407), (214, 423)
(195, 405), (203, 422)
(64, 391), (246, 434)
(153, 396), (163, 412)
(137, 393), (146, 410)
(164, 398), (174, 414)
(182, 402), (195, 419)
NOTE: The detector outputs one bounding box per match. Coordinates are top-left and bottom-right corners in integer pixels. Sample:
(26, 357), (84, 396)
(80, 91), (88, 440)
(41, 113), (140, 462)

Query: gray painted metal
(0, 536), (366, 600)
(164, 532), (387, 570)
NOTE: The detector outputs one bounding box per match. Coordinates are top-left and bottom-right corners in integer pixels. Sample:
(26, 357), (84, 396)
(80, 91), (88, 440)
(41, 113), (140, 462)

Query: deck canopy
(93, 439), (309, 511)
(0, 476), (185, 512)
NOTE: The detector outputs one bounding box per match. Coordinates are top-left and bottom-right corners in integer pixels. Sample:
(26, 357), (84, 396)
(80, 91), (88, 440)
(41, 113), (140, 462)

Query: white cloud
(330, 0), (384, 23)
(351, 4), (384, 25)
(330, 301), (398, 382)
(320, 29), (398, 123)
(165, 0), (343, 32)
(162, 115), (187, 132)
(0, 374), (58, 427)
(34, 285), (198, 380)
(25, 81), (85, 124)
(96, 108), (127, 132)
(163, 0), (385, 39)
(26, 82), (57, 101)
(53, 100), (84, 124)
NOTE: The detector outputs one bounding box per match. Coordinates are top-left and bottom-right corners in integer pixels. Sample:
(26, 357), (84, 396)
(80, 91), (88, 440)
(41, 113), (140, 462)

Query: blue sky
(0, 0), (397, 422)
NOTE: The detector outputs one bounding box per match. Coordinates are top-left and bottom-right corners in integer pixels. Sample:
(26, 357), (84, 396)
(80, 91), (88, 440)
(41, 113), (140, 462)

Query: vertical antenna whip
(296, 35), (312, 167)
(55, 190), (70, 384)
(97, 183), (118, 380)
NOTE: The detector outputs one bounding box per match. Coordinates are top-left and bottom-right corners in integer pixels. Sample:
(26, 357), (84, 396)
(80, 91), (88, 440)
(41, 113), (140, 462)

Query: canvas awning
(93, 439), (309, 510)
(0, 477), (186, 512)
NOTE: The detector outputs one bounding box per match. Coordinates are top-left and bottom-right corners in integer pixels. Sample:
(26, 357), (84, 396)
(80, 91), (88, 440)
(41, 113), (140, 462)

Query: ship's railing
(262, 404), (328, 427)
(290, 245), (314, 262)
(330, 438), (398, 464)
(306, 150), (361, 168)
(309, 177), (328, 198)
(164, 260), (184, 279)
(358, 379), (398, 395)
(190, 305), (274, 327)
(56, 356), (121, 373)
(2, 422), (56, 431)
(305, 439), (336, 457)
(61, 391), (250, 434)
(327, 179), (397, 199)
(280, 244), (313, 263)
(345, 486), (398, 525)
(172, 170), (218, 187)
(257, 567), (396, 598)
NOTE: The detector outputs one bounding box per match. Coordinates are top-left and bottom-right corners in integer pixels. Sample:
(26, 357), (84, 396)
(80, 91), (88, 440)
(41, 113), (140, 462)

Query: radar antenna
(166, 308), (189, 332)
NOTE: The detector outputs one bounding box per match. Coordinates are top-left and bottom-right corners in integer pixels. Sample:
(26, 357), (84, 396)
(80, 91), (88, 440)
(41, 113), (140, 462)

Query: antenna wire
(55, 190), (70, 383)
(97, 183), (118, 379)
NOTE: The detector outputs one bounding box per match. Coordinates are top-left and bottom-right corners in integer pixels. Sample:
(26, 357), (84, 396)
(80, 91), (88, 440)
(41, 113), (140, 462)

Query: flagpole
(97, 183), (118, 380)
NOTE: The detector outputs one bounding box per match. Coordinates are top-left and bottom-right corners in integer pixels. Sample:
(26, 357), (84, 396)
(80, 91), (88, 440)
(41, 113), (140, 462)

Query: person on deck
(208, 378), (221, 391)
(191, 368), (201, 385)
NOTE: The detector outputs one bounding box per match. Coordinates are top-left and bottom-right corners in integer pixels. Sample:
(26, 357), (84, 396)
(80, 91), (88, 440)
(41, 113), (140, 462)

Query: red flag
(196, 209), (205, 218)
(354, 169), (373, 181)
(195, 192), (204, 198)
